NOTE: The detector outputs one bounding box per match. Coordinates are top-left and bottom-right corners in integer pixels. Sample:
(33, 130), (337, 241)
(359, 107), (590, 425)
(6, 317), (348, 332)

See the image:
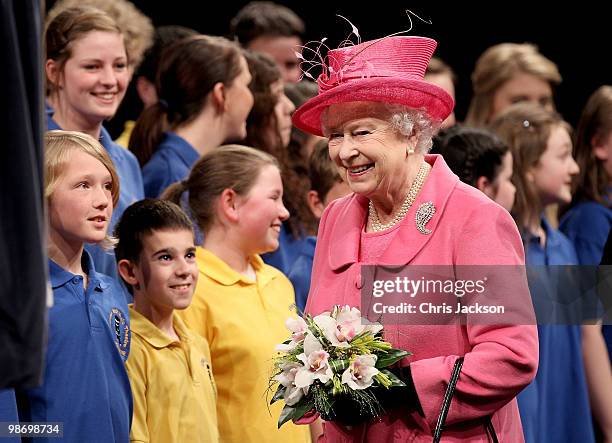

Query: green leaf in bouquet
(375, 349), (411, 368)
(349, 333), (394, 355)
(348, 330), (375, 347)
(270, 384), (286, 405)
(331, 374), (349, 396)
(311, 382), (334, 417)
(349, 329), (372, 343)
(379, 369), (407, 387)
(328, 358), (349, 373)
(278, 400), (314, 428)
(278, 404), (296, 428)
(306, 319), (331, 347)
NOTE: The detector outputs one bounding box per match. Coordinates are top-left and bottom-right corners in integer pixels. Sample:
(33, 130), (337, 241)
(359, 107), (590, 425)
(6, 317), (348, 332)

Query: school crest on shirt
(109, 307), (130, 359)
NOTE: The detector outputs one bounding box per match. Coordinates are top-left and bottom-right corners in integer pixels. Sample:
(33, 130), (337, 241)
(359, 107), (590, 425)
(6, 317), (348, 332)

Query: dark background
(46, 1), (611, 135)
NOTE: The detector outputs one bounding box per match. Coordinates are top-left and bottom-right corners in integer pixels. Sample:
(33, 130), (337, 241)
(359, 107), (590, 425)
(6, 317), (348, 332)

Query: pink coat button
(355, 273), (363, 289)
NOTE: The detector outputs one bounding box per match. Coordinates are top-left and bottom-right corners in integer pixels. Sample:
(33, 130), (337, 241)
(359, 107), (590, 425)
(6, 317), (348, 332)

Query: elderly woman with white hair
(292, 36), (538, 442)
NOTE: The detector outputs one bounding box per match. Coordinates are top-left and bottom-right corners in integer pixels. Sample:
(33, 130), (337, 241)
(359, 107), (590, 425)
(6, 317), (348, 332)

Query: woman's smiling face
(323, 102), (414, 202)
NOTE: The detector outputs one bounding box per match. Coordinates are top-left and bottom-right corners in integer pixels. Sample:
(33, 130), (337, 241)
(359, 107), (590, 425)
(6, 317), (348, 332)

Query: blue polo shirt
(142, 132), (200, 198)
(286, 235), (316, 312)
(518, 217), (595, 443)
(46, 115), (144, 280)
(262, 223), (306, 273)
(560, 200), (612, 363)
(19, 252), (132, 442)
(0, 389), (19, 443)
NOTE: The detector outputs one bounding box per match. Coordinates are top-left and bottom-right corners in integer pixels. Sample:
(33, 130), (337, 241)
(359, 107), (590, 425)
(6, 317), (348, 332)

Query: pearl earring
(407, 145), (415, 155)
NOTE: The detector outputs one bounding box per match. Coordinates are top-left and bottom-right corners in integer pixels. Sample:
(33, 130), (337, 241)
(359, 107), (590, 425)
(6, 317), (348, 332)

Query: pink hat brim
(292, 77), (454, 136)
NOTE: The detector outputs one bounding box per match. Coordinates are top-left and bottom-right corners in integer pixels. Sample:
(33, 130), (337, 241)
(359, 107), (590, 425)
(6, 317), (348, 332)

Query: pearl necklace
(368, 162), (431, 232)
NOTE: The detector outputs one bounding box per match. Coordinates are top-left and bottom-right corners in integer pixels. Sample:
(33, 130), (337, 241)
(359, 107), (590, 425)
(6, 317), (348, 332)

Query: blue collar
(46, 114), (112, 151)
(523, 216), (561, 248)
(48, 249), (109, 290)
(160, 132), (200, 167)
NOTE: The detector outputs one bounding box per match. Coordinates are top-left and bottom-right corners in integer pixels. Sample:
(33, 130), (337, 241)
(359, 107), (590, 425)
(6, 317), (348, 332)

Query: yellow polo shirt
(178, 248), (309, 443)
(127, 306), (219, 443)
(115, 120), (134, 148)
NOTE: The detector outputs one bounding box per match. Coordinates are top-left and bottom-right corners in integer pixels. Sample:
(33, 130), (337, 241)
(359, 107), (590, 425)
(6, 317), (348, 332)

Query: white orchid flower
(315, 306), (377, 346)
(275, 362), (301, 387)
(313, 314), (348, 348)
(275, 316), (309, 351)
(337, 305), (384, 336)
(341, 355), (379, 390)
(275, 362), (305, 406)
(336, 305), (362, 324)
(294, 333), (333, 388)
(286, 316), (308, 341)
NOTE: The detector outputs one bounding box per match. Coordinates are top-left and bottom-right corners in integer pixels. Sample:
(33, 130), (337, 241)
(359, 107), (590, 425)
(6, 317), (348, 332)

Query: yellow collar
(128, 306), (193, 349)
(196, 247), (275, 288)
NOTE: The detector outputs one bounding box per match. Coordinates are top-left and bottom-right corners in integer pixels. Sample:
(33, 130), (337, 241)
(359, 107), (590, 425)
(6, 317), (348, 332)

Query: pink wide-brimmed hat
(292, 36), (454, 136)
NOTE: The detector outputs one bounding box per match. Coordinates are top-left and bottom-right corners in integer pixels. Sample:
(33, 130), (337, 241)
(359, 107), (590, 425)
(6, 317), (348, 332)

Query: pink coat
(306, 155), (538, 442)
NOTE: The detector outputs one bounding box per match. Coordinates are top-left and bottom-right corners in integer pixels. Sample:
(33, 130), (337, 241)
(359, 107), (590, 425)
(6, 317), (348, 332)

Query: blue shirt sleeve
(560, 202), (612, 265)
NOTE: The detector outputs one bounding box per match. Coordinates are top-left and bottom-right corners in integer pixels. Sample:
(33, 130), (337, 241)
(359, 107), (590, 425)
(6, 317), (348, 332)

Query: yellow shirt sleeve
(126, 341), (149, 443)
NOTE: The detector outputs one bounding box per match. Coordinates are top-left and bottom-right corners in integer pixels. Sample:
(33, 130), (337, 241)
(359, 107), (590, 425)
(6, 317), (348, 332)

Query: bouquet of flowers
(270, 305), (411, 428)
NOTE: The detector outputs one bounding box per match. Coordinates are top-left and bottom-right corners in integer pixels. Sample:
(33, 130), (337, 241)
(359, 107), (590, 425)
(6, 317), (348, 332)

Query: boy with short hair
(114, 199), (218, 443)
(229, 1), (305, 83)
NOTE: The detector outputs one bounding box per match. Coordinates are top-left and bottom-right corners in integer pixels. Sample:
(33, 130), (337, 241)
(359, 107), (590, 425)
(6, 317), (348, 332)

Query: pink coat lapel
(327, 155), (460, 269)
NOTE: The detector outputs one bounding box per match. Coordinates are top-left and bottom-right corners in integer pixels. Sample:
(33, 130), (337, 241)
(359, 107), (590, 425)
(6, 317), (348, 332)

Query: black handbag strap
(432, 357), (499, 443)
(433, 357), (464, 442)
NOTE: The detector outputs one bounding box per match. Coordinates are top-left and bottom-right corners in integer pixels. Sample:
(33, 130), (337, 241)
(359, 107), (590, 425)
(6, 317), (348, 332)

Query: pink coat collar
(327, 154), (460, 270)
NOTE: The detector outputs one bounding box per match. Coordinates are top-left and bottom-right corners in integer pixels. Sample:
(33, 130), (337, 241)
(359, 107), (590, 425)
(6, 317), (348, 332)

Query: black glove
(322, 392), (381, 427)
(323, 366), (420, 426)
(376, 365), (421, 413)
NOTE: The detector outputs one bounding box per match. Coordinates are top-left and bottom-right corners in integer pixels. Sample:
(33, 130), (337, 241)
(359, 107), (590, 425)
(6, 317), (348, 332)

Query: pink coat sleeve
(410, 203), (539, 429)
